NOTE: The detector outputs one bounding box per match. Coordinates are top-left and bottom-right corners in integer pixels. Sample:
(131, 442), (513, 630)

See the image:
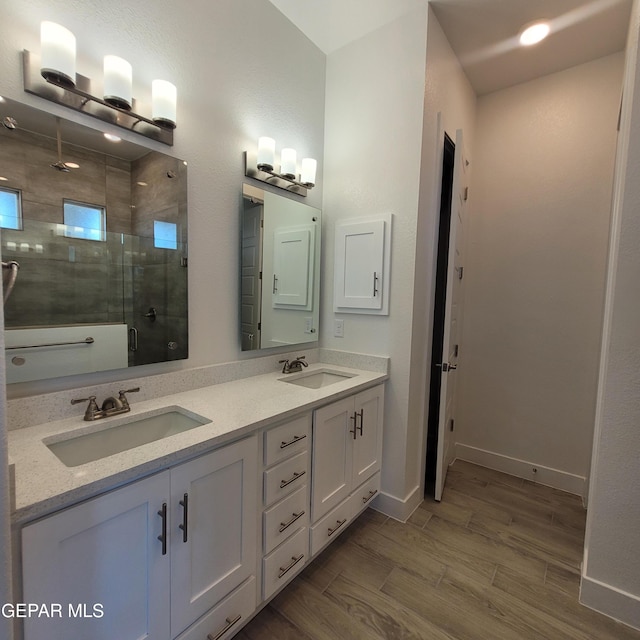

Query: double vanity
(9, 360), (387, 640)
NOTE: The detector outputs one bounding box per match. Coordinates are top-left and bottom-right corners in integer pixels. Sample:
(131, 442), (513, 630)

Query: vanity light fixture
(21, 21), (176, 145)
(151, 79), (177, 129)
(40, 21), (76, 88)
(103, 55), (132, 110)
(246, 137), (318, 197)
(103, 133), (122, 142)
(519, 21), (550, 46)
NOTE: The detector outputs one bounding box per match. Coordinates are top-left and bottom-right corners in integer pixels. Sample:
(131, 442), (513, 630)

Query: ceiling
(269, 0), (632, 95)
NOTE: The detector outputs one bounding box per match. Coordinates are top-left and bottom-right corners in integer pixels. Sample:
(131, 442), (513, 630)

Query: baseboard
(372, 484), (423, 522)
(455, 443), (586, 497)
(580, 574), (640, 631)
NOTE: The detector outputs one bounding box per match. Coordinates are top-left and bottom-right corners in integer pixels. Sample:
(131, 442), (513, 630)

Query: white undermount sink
(279, 368), (355, 389)
(45, 407), (211, 467)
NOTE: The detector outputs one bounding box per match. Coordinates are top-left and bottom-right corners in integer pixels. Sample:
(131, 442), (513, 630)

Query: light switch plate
(334, 319), (344, 338)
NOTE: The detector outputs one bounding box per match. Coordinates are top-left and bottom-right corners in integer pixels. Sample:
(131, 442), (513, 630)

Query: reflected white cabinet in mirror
(0, 97), (189, 384)
(241, 184), (320, 351)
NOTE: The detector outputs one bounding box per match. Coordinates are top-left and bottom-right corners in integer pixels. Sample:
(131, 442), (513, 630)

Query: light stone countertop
(9, 363), (387, 525)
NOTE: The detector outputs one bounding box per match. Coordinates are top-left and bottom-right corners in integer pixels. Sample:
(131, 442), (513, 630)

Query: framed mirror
(241, 183), (320, 351)
(0, 97), (188, 383)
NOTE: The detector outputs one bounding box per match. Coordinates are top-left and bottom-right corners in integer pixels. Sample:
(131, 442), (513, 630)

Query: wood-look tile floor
(236, 460), (640, 640)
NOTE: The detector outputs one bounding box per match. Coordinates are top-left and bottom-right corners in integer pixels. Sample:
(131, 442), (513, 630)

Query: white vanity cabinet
(310, 385), (384, 555)
(260, 414), (311, 601)
(21, 435), (258, 640)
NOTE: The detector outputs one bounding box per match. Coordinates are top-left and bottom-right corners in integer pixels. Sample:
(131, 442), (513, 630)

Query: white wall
(320, 6), (428, 517)
(0, 0), (326, 398)
(582, 2), (640, 629)
(455, 54), (623, 494)
(410, 6), (476, 501)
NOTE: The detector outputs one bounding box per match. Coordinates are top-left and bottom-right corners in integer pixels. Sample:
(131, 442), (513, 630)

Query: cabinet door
(334, 219), (385, 310)
(311, 397), (353, 522)
(22, 471), (171, 640)
(170, 436), (258, 638)
(352, 385), (384, 486)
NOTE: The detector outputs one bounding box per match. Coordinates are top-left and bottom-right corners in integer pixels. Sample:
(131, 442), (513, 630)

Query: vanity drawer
(310, 497), (353, 557)
(263, 485), (309, 554)
(262, 527), (309, 601)
(349, 472), (380, 519)
(264, 450), (309, 507)
(264, 414), (311, 467)
(176, 576), (255, 640)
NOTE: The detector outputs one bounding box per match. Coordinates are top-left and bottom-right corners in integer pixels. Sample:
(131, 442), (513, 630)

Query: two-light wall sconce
(244, 137), (317, 197)
(23, 21), (176, 145)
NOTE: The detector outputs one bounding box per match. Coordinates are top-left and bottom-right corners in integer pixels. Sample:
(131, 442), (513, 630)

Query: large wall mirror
(0, 97), (188, 383)
(241, 183), (320, 351)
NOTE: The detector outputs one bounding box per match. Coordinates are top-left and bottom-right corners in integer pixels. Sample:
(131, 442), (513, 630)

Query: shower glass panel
(2, 219), (188, 379)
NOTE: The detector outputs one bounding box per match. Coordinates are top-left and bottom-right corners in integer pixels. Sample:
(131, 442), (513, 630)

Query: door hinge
(464, 186), (469, 201)
(180, 257), (188, 268)
(454, 344), (459, 357)
(449, 419), (455, 432)
(456, 266), (464, 280)
(257, 322), (261, 330)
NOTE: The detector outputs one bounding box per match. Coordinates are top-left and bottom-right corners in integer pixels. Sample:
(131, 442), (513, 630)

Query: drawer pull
(280, 434), (307, 449)
(362, 489), (378, 504)
(278, 553), (305, 579)
(279, 510), (305, 533)
(349, 412), (358, 440)
(207, 614), (242, 640)
(327, 518), (347, 537)
(157, 502), (167, 556)
(280, 470), (306, 489)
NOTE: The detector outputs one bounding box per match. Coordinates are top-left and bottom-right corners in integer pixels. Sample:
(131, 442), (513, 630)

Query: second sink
(279, 368), (355, 389)
(45, 407), (211, 467)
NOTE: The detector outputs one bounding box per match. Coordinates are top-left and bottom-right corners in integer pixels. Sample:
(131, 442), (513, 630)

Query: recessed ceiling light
(0, 96), (5, 103)
(136, 181), (148, 186)
(103, 133), (122, 142)
(64, 162), (80, 169)
(520, 21), (550, 46)
(0, 176), (8, 181)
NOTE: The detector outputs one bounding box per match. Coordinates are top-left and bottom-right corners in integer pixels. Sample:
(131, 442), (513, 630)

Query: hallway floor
(237, 460), (640, 640)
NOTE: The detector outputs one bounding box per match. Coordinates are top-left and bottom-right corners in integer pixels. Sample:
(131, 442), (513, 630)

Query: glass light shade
(103, 55), (132, 110)
(40, 21), (76, 88)
(257, 137), (275, 171)
(519, 22), (550, 46)
(301, 158), (317, 186)
(280, 148), (297, 179)
(152, 79), (177, 129)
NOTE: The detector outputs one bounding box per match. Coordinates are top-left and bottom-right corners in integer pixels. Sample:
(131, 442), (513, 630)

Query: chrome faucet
(71, 387), (140, 421)
(279, 356), (309, 374)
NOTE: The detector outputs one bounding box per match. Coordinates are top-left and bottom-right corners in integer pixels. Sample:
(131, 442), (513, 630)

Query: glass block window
(154, 220), (178, 250)
(63, 200), (106, 241)
(0, 187), (22, 230)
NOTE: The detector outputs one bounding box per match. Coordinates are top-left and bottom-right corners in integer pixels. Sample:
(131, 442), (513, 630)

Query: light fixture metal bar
(22, 50), (173, 146)
(244, 151), (309, 197)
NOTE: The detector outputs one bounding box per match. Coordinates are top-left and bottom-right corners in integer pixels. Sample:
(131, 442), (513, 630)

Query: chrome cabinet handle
(179, 493), (188, 543)
(280, 434), (307, 449)
(356, 409), (364, 436)
(273, 274), (278, 293)
(362, 489), (378, 504)
(279, 470), (306, 489)
(278, 553), (305, 579)
(279, 510), (305, 533)
(327, 518), (347, 537)
(157, 502), (167, 556)
(349, 412), (357, 440)
(373, 271), (379, 296)
(207, 614), (242, 640)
